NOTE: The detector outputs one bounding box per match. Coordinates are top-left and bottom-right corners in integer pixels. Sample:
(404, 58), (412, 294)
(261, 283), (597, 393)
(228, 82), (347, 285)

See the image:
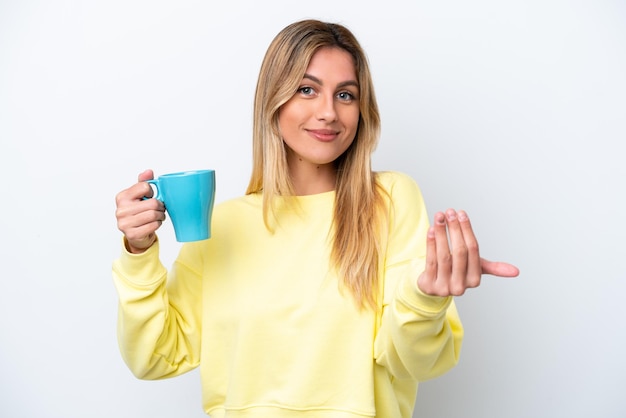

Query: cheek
(343, 108), (360, 133)
(278, 103), (300, 134)
(278, 115), (301, 148)
(277, 111), (292, 138)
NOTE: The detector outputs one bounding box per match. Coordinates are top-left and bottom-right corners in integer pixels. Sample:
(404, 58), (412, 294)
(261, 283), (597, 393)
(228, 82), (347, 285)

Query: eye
(337, 91), (357, 102)
(297, 86), (315, 96)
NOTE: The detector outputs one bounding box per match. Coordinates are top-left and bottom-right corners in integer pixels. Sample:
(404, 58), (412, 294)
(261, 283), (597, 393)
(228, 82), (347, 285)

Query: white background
(1, 1), (624, 417)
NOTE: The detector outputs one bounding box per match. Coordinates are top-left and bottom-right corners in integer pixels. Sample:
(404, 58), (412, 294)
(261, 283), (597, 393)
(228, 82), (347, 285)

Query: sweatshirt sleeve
(374, 172), (464, 381)
(112, 237), (203, 380)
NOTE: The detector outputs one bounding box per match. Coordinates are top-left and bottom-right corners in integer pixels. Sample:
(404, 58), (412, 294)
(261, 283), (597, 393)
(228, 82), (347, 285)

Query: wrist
(124, 235), (156, 254)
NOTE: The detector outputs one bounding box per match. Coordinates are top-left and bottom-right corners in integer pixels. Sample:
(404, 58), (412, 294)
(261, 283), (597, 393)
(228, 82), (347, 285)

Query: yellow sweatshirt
(112, 171), (463, 418)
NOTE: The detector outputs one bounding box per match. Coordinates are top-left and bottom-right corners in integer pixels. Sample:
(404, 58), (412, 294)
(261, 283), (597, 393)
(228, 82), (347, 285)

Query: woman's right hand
(115, 169), (166, 253)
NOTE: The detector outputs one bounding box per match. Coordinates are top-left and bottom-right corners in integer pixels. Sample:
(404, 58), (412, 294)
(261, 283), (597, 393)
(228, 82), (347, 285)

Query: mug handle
(143, 179), (162, 201)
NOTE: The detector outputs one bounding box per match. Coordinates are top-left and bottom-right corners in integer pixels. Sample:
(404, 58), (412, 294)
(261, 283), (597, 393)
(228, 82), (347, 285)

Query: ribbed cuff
(397, 273), (452, 316)
(113, 236), (166, 288)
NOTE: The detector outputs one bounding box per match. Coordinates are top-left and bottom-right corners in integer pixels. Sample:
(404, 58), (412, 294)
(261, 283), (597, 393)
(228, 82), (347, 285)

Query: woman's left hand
(417, 209), (519, 297)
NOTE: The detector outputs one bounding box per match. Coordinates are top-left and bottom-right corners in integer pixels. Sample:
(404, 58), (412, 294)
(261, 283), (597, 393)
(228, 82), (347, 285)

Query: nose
(315, 94), (338, 122)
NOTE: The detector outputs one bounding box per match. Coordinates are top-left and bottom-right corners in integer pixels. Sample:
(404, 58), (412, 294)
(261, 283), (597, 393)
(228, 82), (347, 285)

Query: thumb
(480, 258), (520, 278)
(137, 169), (154, 182)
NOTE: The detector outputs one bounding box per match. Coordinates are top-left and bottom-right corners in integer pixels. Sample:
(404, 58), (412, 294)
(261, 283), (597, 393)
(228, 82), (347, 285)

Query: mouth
(306, 129), (339, 142)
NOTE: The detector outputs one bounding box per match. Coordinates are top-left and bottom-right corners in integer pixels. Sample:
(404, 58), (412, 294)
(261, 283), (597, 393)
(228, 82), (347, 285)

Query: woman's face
(279, 47), (360, 170)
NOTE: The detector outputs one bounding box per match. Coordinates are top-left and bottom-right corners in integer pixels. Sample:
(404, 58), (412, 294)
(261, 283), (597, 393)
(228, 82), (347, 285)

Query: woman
(113, 19), (518, 417)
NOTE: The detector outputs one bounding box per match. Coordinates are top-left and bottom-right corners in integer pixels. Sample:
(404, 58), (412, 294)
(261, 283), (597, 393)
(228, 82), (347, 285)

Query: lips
(307, 129), (339, 142)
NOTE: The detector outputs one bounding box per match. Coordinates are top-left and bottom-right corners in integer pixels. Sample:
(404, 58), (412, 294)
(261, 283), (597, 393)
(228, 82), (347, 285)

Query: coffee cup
(147, 170), (215, 242)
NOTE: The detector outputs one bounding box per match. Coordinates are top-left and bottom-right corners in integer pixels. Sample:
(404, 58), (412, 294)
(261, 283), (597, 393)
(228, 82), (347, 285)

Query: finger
(116, 192), (164, 221)
(137, 169), (154, 182)
(132, 170), (155, 201)
(117, 204), (166, 233)
(131, 180), (157, 201)
(445, 209), (469, 295)
(418, 226), (439, 295)
(131, 203), (166, 224)
(115, 181), (154, 207)
(458, 210), (481, 288)
(480, 259), (520, 277)
(433, 211), (452, 274)
(124, 222), (162, 243)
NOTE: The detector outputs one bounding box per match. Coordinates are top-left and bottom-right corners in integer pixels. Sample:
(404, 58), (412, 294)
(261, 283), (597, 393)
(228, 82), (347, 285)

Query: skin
(279, 47), (360, 195)
(419, 209), (519, 297)
(115, 169), (165, 254)
(115, 46), (519, 294)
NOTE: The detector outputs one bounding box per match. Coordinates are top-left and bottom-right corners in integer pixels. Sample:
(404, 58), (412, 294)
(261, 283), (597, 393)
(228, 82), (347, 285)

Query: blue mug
(147, 170), (215, 242)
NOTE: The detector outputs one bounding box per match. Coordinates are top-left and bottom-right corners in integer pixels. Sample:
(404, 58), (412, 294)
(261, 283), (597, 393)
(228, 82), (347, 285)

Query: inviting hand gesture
(418, 209), (519, 297)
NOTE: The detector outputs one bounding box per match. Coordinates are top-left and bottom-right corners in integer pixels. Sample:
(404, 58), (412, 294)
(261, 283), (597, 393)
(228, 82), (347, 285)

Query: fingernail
(436, 213), (446, 224)
(458, 211), (468, 222)
(446, 209), (456, 221)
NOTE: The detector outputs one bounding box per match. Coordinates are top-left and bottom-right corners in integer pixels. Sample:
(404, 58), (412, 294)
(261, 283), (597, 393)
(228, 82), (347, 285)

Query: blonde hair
(246, 20), (386, 309)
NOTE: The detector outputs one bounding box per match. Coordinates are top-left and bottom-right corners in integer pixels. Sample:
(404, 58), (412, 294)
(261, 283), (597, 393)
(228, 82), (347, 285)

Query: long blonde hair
(246, 20), (386, 309)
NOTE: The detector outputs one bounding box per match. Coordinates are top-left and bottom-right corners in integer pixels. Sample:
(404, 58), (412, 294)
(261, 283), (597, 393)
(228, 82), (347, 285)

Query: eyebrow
(303, 73), (359, 89)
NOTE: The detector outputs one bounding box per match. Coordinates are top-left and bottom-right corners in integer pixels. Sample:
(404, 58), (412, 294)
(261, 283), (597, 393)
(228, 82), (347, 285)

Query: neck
(288, 159), (337, 196)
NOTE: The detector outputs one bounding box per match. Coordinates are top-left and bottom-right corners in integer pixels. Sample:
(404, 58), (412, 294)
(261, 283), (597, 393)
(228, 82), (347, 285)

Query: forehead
(305, 47), (357, 81)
